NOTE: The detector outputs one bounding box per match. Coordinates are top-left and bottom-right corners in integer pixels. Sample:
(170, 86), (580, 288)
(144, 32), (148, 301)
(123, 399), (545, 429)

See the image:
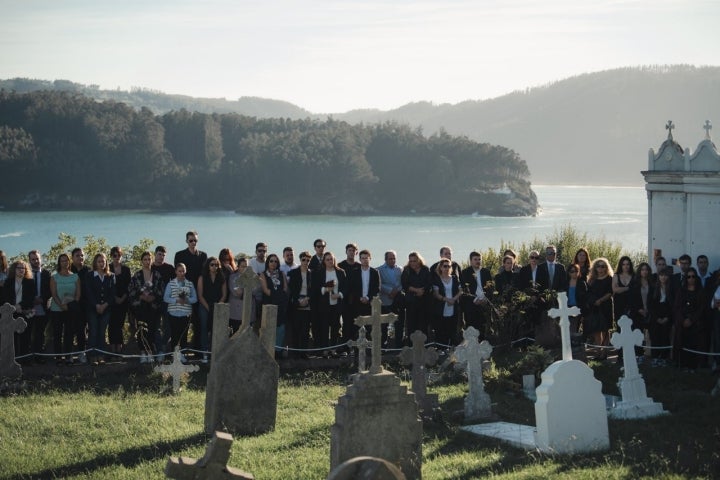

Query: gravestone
(204, 303), (279, 435)
(453, 327), (493, 421)
(330, 370), (422, 479)
(326, 456), (406, 480)
(609, 315), (667, 419)
(548, 292), (581, 361)
(165, 431), (254, 479)
(259, 304), (278, 358)
(347, 325), (372, 373)
(235, 268), (260, 334)
(463, 292), (609, 453)
(210, 303), (232, 357)
(354, 297), (397, 374)
(0, 303), (27, 378)
(155, 346), (199, 394)
(400, 330), (439, 414)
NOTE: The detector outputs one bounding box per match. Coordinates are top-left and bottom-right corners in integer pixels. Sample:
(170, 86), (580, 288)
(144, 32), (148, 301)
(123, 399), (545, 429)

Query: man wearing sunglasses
(173, 230), (207, 351)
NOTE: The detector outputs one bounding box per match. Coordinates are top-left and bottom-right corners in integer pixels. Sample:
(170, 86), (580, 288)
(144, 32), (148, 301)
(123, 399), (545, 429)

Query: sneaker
(78, 352), (87, 364)
(201, 354), (209, 364)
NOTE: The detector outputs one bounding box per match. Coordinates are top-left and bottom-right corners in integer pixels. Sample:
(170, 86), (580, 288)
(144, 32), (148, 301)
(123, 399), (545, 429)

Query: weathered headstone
(609, 315), (667, 419)
(453, 327), (493, 421)
(259, 304), (278, 358)
(330, 370), (422, 479)
(354, 297), (397, 374)
(155, 346), (199, 394)
(165, 431), (254, 479)
(0, 303), (27, 378)
(235, 268), (260, 334)
(210, 303), (232, 357)
(326, 456), (407, 480)
(399, 330), (439, 414)
(204, 304), (279, 435)
(347, 325), (372, 373)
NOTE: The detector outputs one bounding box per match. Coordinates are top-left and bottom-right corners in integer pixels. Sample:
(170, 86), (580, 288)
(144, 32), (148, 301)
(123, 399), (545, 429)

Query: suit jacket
(84, 271), (117, 308)
(514, 265), (540, 291)
(312, 267), (347, 309)
(288, 268), (313, 308)
(459, 266), (493, 297)
(348, 266), (380, 303)
(31, 268), (52, 310)
(536, 262), (568, 292)
(4, 277), (37, 310)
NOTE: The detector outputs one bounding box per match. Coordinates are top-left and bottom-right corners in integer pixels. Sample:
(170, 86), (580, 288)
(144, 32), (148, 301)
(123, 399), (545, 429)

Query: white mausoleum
(643, 120), (720, 269)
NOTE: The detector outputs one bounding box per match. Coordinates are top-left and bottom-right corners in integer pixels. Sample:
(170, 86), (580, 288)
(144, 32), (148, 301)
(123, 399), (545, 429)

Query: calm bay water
(0, 185), (647, 263)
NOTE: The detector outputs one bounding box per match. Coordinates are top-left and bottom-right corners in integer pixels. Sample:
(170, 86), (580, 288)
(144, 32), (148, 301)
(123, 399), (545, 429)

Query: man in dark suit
(459, 251), (492, 333)
(28, 250), (52, 363)
(536, 245), (568, 293)
(671, 254), (692, 293)
(346, 249), (380, 346)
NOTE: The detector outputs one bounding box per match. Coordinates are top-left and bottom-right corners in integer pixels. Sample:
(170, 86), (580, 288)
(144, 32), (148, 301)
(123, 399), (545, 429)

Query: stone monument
(453, 326), (493, 422)
(0, 303), (27, 378)
(399, 330), (439, 414)
(165, 431), (254, 479)
(354, 297), (396, 374)
(326, 456), (407, 480)
(462, 292), (609, 454)
(155, 346), (200, 394)
(609, 315), (667, 419)
(204, 304), (279, 436)
(331, 298), (422, 479)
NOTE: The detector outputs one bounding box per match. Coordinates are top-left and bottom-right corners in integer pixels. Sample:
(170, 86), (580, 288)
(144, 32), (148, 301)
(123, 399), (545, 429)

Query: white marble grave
(608, 315), (667, 419)
(154, 346), (199, 394)
(463, 293), (610, 454)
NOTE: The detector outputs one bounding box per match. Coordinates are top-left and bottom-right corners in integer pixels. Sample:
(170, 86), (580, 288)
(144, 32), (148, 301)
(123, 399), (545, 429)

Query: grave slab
(165, 431), (254, 479)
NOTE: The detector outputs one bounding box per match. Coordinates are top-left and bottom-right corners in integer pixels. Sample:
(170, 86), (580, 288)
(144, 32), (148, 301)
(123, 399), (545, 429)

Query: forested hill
(0, 91), (537, 216)
(4, 65), (718, 185)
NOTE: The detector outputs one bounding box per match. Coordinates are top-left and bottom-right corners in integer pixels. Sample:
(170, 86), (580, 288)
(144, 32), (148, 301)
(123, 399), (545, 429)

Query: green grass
(0, 357), (718, 480)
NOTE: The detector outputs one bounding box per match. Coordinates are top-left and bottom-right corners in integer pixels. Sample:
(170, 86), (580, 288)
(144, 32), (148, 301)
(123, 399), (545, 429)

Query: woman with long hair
(312, 251), (347, 357)
(586, 257), (614, 358)
(84, 253), (116, 365)
(612, 256), (635, 322)
(49, 253), (80, 364)
(128, 251), (165, 363)
(648, 266), (673, 365)
(227, 257), (250, 334)
(197, 256), (227, 363)
(0, 250), (8, 289)
(572, 248), (592, 282)
(259, 253), (289, 358)
(4, 259), (36, 360)
(629, 262), (654, 359)
(673, 267), (707, 370)
(566, 263), (588, 333)
(431, 258), (461, 347)
(401, 251), (431, 336)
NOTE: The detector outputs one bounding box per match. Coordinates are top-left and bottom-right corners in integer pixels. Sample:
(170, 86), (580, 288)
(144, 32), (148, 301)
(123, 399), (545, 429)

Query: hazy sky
(1, 0), (717, 113)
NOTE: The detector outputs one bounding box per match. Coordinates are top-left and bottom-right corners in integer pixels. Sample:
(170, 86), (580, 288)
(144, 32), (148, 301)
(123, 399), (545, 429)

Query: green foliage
(42, 233), (154, 272)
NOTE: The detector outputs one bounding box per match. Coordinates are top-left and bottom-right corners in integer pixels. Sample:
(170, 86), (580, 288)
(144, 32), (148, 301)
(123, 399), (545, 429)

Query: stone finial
(703, 120), (712, 140)
(354, 297), (396, 374)
(0, 303), (28, 378)
(666, 120), (675, 140)
(155, 346), (199, 394)
(165, 431), (254, 479)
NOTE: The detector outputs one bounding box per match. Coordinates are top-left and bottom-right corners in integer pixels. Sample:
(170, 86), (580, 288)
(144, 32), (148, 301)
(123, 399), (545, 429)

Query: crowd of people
(1, 232), (719, 372)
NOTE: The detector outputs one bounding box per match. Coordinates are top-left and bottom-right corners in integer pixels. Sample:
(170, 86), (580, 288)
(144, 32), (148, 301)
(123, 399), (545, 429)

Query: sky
(1, 0), (718, 113)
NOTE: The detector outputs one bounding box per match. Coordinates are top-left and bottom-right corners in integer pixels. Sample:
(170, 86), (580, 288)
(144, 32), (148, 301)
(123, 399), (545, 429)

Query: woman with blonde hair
(585, 257), (614, 359)
(85, 253), (116, 365)
(3, 259), (36, 360)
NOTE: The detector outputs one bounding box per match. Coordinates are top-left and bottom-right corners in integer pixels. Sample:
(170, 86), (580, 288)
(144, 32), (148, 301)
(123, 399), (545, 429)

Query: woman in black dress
(673, 267), (707, 370)
(259, 253), (289, 357)
(197, 257), (227, 363)
(586, 257), (614, 358)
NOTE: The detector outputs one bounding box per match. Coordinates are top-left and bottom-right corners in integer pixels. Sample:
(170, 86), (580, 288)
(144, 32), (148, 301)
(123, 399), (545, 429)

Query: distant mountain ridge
(3, 65), (719, 184)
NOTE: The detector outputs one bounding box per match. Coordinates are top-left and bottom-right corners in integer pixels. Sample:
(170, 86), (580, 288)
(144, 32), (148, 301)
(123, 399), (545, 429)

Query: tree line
(0, 90), (537, 215)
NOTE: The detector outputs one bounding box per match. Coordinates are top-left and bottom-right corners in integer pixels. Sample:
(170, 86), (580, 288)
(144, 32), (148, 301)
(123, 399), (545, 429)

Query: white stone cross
(347, 325), (372, 373)
(453, 327), (493, 420)
(354, 297), (397, 374)
(704, 119), (712, 139)
(548, 292), (581, 361)
(0, 303), (27, 378)
(155, 345), (200, 394)
(165, 431), (254, 479)
(235, 268), (260, 333)
(610, 315), (644, 379)
(399, 330), (439, 400)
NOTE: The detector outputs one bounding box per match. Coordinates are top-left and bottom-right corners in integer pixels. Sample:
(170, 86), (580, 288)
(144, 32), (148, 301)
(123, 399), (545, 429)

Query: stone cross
(399, 330), (438, 401)
(704, 119), (712, 139)
(453, 327), (493, 421)
(235, 268), (260, 333)
(354, 297), (397, 374)
(548, 291), (581, 361)
(610, 315), (644, 379)
(165, 431), (254, 480)
(155, 345), (199, 394)
(0, 303), (27, 378)
(347, 325), (372, 373)
(666, 119), (675, 139)
(259, 304), (278, 358)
